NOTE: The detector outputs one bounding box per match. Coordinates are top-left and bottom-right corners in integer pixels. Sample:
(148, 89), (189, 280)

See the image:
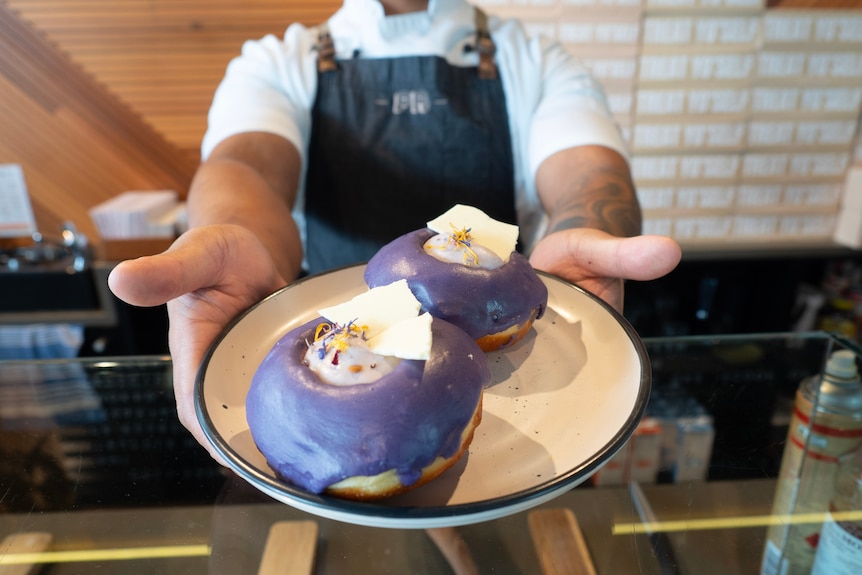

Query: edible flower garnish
(316, 280), (431, 360)
(439, 224), (480, 266)
(430, 223), (479, 267)
(311, 319), (368, 364)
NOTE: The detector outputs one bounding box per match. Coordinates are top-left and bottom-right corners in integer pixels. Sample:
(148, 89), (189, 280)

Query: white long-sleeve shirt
(202, 0), (628, 251)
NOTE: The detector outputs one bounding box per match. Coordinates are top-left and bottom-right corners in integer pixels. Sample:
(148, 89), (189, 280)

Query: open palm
(108, 225), (286, 462)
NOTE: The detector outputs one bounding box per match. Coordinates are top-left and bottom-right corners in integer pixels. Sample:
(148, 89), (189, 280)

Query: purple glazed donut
(364, 228), (548, 351)
(246, 316), (489, 500)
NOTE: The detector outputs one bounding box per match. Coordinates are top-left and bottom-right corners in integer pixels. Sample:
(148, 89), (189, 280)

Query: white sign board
(0, 164), (37, 239)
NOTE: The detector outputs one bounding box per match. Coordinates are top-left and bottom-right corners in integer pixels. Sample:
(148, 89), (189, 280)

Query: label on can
(811, 511), (862, 575)
(761, 389), (862, 575)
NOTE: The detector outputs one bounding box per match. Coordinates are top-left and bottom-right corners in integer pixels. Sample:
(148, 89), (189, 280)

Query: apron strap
(314, 12), (498, 79)
(475, 8), (497, 80)
(315, 24), (337, 73)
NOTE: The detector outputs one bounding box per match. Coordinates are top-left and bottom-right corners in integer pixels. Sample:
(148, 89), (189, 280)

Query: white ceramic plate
(196, 264), (649, 529)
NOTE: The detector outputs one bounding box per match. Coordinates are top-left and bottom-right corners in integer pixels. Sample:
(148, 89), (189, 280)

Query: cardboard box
(642, 14), (761, 49)
(635, 84), (751, 117)
(562, 0), (644, 8)
(578, 47), (641, 82)
(736, 181), (844, 210)
(833, 167), (862, 247)
(736, 183), (783, 209)
(638, 48), (757, 83)
(557, 9), (643, 49)
(591, 417), (664, 486)
(741, 152), (851, 180)
(732, 214), (778, 237)
(673, 415), (715, 482)
(840, 166), (862, 209)
(473, 0), (558, 10)
(756, 49), (862, 83)
(834, 210), (862, 248)
(674, 214), (734, 239)
(632, 153), (742, 182)
(642, 215), (674, 236)
(630, 418), (664, 484)
(746, 118), (859, 149)
(637, 185), (676, 210)
(631, 118), (747, 152)
(763, 10), (862, 47)
(749, 85), (862, 117)
(591, 439), (631, 486)
(776, 213), (838, 238)
(644, 0), (764, 12)
(638, 184), (737, 211)
(783, 182), (843, 208)
(680, 153), (743, 180)
(676, 184), (736, 209)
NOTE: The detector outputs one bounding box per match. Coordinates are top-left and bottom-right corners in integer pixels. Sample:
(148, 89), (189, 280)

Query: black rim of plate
(195, 264), (651, 524)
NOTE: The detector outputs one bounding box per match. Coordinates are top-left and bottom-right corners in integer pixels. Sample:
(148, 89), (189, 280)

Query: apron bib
(304, 11), (515, 275)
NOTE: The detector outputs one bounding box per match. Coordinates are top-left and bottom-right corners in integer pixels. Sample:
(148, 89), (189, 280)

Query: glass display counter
(0, 331), (859, 574)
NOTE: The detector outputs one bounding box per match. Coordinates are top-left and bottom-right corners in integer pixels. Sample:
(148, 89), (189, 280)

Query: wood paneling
(6, 0), (340, 164)
(0, 0), (859, 248)
(0, 2), (201, 245)
(0, 0), (338, 247)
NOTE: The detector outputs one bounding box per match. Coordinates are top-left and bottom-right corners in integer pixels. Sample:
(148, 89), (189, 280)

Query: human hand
(107, 224), (286, 464)
(528, 228), (682, 313)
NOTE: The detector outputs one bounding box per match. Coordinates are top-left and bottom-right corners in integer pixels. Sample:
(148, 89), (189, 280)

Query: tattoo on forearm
(546, 167), (642, 238)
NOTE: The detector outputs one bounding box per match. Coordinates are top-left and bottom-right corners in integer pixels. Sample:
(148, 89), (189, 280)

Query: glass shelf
(0, 331), (858, 574)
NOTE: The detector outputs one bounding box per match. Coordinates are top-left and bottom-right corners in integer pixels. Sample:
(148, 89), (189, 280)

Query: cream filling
(304, 336), (401, 386)
(423, 233), (504, 269)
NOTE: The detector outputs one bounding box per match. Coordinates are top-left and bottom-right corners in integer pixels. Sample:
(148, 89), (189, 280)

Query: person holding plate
(108, 0), (682, 462)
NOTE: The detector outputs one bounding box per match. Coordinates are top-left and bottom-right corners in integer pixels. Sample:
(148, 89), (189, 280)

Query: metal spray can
(760, 349), (862, 575)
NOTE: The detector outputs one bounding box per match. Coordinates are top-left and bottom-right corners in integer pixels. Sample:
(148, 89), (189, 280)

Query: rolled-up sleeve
(527, 39), (629, 179)
(201, 27), (316, 162)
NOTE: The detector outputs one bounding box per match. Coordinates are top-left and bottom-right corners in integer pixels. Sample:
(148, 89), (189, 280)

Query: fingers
(615, 234), (682, 281)
(530, 229), (681, 283)
(108, 255), (181, 307)
(106, 224), (284, 468)
(108, 225), (284, 307)
(107, 229), (209, 307)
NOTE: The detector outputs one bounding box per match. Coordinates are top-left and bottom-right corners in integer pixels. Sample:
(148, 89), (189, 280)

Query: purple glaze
(246, 317), (489, 494)
(364, 229), (548, 340)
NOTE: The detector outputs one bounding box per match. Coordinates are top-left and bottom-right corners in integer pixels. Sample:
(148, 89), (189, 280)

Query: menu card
(0, 164), (38, 239)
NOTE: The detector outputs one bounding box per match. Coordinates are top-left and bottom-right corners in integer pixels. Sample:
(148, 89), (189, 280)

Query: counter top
(0, 331), (859, 574)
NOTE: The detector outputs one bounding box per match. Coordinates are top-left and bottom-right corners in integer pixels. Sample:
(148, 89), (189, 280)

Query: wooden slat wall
(0, 0), (338, 248)
(0, 0), (858, 248)
(6, 0), (340, 164)
(0, 2), (201, 246)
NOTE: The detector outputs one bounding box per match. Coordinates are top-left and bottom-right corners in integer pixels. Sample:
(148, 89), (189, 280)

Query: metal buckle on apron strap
(314, 11), (497, 79)
(475, 8), (498, 80)
(315, 24), (337, 73)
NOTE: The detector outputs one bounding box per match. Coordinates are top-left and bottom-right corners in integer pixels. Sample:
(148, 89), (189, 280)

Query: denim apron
(303, 9), (516, 275)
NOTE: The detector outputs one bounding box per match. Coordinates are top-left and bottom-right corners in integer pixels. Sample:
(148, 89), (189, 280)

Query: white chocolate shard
(317, 279), (431, 360)
(368, 312), (432, 360)
(426, 204), (518, 262)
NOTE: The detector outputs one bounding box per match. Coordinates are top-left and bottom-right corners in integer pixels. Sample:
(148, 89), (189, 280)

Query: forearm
(535, 145), (642, 238)
(187, 135), (304, 282)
